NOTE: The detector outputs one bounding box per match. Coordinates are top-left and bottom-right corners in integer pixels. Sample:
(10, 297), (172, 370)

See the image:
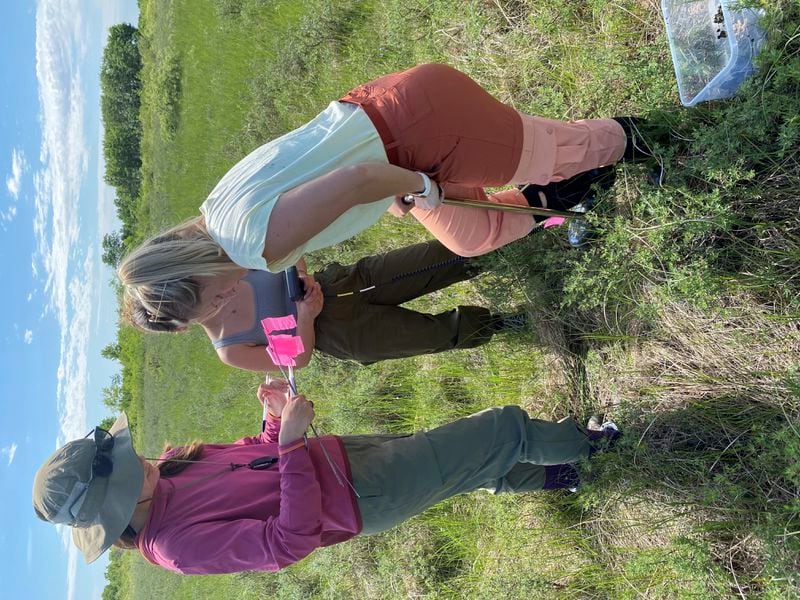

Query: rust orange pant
(341, 63), (626, 256)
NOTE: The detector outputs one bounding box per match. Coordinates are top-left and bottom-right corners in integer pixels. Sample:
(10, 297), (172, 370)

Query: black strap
(247, 456), (278, 470)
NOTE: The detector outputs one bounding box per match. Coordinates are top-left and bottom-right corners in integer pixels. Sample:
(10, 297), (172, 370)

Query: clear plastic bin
(661, 0), (766, 107)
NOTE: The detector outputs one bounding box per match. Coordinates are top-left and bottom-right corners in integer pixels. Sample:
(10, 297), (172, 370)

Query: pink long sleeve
(137, 435), (360, 574)
(237, 412), (282, 445)
(146, 447), (323, 574)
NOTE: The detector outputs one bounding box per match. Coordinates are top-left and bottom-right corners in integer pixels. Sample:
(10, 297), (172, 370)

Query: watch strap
(412, 172), (432, 198)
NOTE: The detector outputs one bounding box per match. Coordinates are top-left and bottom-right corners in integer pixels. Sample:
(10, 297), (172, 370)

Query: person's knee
(446, 244), (485, 258)
(486, 405), (528, 431)
(420, 234), (484, 258)
(497, 404), (527, 420)
(470, 405), (528, 452)
(414, 63), (461, 80)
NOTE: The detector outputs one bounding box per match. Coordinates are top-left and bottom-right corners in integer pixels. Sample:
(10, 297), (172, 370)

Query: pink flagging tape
(542, 217), (566, 228)
(265, 334), (305, 366)
(261, 315), (297, 335)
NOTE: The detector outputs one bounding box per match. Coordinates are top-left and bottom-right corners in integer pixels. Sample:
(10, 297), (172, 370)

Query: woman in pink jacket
(33, 380), (619, 574)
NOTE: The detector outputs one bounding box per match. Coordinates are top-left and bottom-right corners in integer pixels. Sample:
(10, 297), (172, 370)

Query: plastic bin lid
(661, 0), (765, 106)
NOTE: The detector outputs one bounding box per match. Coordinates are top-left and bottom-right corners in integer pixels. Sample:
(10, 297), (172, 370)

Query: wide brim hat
(32, 413), (144, 563)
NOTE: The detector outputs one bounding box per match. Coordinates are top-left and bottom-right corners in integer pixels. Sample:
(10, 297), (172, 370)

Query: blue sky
(0, 1), (139, 598)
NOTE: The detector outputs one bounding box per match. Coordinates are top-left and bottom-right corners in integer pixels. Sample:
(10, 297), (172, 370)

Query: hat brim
(72, 413), (144, 563)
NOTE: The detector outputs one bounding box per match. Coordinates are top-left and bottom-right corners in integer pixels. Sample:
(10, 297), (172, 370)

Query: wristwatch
(413, 172), (432, 197)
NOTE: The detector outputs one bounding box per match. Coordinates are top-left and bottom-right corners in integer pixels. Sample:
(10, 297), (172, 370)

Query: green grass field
(104, 0), (799, 597)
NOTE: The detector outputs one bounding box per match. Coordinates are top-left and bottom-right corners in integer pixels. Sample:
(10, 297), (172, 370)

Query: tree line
(100, 23), (142, 267)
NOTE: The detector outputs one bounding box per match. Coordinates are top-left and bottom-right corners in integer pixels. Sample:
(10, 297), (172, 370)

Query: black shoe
(519, 166), (617, 223)
(491, 312), (529, 333)
(543, 464), (581, 492)
(587, 416), (622, 452)
(613, 116), (671, 163)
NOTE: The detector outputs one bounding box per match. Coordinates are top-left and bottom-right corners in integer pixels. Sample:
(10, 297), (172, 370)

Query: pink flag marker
(259, 316), (352, 493)
(261, 314), (304, 376)
(261, 315), (297, 335)
(542, 216), (566, 228)
(265, 334), (305, 367)
(259, 315), (303, 429)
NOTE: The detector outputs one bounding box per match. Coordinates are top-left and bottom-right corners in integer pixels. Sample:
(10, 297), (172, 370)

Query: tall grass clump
(538, 1), (799, 333)
(575, 295), (800, 596)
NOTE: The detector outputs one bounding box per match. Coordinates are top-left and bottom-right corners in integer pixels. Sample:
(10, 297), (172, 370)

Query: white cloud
(0, 148), (28, 231)
(34, 2), (92, 598)
(1, 205), (17, 222)
(0, 443), (18, 466)
(34, 0), (90, 438)
(1, 148), (28, 229)
(24, 329), (34, 344)
(6, 148), (28, 199)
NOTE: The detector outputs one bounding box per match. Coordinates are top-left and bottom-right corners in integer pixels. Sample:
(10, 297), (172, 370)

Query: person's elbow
(337, 163), (379, 199)
(294, 353), (311, 368)
(270, 527), (323, 569)
(216, 347), (266, 372)
(347, 162), (375, 182)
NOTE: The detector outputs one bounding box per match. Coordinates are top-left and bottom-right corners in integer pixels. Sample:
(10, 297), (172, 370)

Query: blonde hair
(118, 217), (241, 329)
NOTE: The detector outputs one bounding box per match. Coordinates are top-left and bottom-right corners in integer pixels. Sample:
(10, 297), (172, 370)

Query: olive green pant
(312, 241), (495, 365)
(342, 406), (592, 535)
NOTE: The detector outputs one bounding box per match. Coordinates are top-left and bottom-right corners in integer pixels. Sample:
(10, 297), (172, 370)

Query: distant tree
(98, 416), (117, 432)
(101, 342), (122, 362)
(102, 548), (126, 600)
(101, 232), (125, 268)
(100, 23), (142, 234)
(102, 373), (124, 412)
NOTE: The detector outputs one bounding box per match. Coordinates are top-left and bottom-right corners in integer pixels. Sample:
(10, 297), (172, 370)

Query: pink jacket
(136, 415), (361, 574)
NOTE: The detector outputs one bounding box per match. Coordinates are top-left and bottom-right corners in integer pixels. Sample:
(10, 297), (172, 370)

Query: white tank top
(200, 102), (391, 272)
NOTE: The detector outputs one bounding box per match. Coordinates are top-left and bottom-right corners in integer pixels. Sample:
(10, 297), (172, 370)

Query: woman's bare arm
(263, 163), (426, 264)
(216, 330), (313, 372)
(217, 344), (282, 372)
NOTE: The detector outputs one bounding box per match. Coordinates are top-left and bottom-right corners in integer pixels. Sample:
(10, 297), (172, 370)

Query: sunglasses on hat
(62, 427), (115, 525)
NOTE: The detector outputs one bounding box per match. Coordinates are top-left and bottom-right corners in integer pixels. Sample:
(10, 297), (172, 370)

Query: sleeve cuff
(278, 440), (306, 456)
